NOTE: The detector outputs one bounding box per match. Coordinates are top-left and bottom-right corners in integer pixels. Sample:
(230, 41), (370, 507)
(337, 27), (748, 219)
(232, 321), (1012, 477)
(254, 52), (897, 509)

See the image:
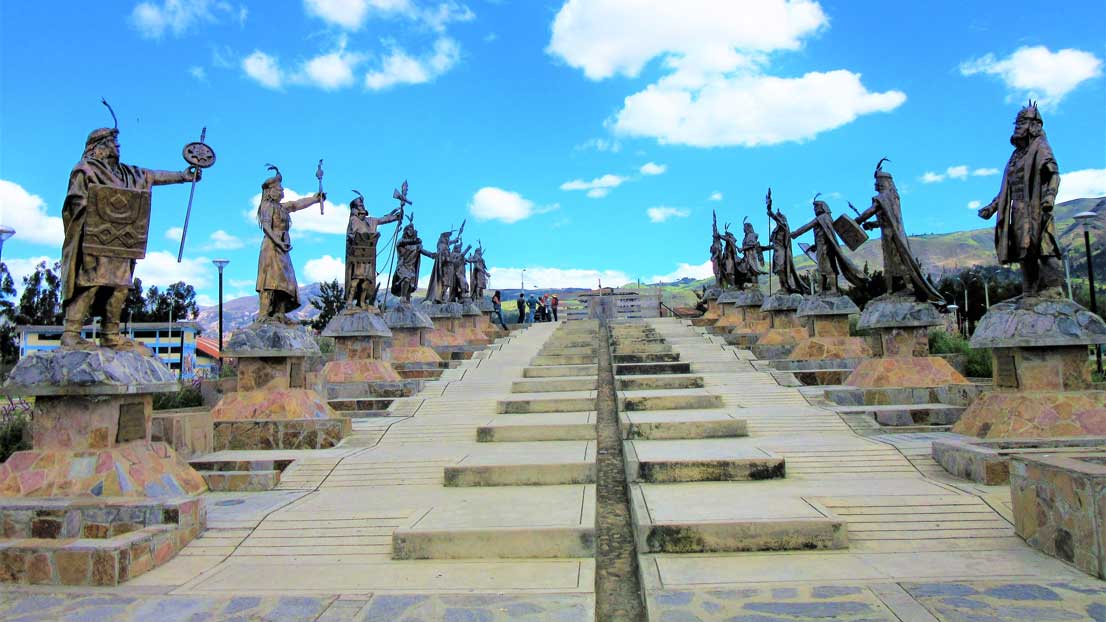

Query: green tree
(305, 279), (345, 331)
(0, 263), (19, 364)
(143, 281), (199, 322)
(123, 277), (147, 323)
(15, 261), (63, 325)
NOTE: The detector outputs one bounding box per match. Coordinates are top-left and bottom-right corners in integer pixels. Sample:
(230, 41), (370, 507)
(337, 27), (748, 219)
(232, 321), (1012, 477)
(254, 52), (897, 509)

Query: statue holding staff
(790, 196), (867, 295)
(739, 218), (769, 284)
(467, 242), (490, 301)
(255, 165), (326, 322)
(424, 222), (462, 303)
(60, 101), (203, 348)
(977, 101), (1062, 296)
(710, 212), (725, 289)
(720, 224), (741, 289)
(390, 213), (424, 303)
(448, 239), (472, 303)
(853, 159), (943, 302)
(343, 190), (402, 308)
(766, 189), (809, 294)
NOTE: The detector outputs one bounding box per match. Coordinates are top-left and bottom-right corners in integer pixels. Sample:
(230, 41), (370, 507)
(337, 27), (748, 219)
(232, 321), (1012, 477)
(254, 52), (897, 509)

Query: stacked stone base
(751, 328), (808, 360)
(211, 388), (348, 450)
(788, 337), (872, 361)
(953, 390), (1106, 438)
(0, 495), (203, 585)
(845, 356), (969, 389)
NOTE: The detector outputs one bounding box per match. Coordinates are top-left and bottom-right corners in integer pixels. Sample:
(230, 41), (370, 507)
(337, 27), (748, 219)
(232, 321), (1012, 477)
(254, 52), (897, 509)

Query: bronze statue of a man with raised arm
(791, 196), (867, 295)
(854, 159), (943, 302)
(448, 240), (472, 303)
(739, 219), (769, 285)
(390, 214), (424, 303)
(766, 189), (809, 294)
(977, 101), (1062, 297)
(60, 103), (202, 348)
(255, 165), (326, 322)
(344, 191), (402, 309)
(467, 243), (490, 301)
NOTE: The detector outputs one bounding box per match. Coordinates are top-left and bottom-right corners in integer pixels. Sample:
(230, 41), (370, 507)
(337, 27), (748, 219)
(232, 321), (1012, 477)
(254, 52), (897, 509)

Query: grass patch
(153, 381), (204, 411)
(929, 330), (992, 378)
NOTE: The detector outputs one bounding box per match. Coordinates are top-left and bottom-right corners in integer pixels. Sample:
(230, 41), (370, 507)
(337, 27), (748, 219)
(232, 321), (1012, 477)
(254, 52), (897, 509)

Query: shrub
(153, 381), (204, 411)
(0, 396), (31, 462)
(929, 330), (992, 379)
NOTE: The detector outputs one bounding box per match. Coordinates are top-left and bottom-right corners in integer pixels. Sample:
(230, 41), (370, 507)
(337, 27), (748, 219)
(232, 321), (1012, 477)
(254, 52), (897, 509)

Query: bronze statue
(978, 101), (1062, 296)
(739, 218), (769, 283)
(60, 101), (203, 348)
(720, 224), (741, 289)
(766, 189), (809, 294)
(255, 165), (325, 322)
(390, 213), (424, 302)
(791, 196), (867, 295)
(710, 212), (725, 289)
(424, 223), (462, 303)
(467, 242), (490, 301)
(448, 240), (472, 303)
(854, 159), (943, 302)
(343, 190), (402, 308)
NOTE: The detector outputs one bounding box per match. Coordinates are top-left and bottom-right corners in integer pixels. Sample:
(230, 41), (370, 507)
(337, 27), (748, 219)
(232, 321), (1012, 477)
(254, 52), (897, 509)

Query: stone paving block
(647, 584), (899, 622)
(359, 593), (594, 622)
(476, 412), (596, 442)
(625, 440), (784, 483)
(620, 410), (748, 440)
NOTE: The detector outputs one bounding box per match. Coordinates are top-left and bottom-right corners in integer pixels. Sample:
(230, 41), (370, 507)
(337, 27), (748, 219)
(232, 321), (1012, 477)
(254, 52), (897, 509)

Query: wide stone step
(791, 369), (853, 386)
(616, 362), (692, 376)
(629, 484), (847, 553)
(329, 398), (394, 412)
(612, 344), (674, 355)
(497, 392), (597, 413)
(531, 354), (598, 366)
(830, 403), (965, 427)
(523, 364), (599, 378)
(539, 346), (599, 357)
(625, 441), (784, 483)
(392, 485), (596, 559)
(618, 392), (724, 411)
(613, 352), (681, 364)
(443, 441), (597, 486)
(620, 410), (748, 440)
(477, 412), (597, 442)
(511, 377), (598, 393)
(617, 374), (704, 391)
(198, 469), (280, 492)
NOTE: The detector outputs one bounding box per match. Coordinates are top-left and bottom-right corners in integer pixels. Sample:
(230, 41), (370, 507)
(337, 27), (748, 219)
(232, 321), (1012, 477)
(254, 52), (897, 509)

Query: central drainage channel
(594, 319), (647, 621)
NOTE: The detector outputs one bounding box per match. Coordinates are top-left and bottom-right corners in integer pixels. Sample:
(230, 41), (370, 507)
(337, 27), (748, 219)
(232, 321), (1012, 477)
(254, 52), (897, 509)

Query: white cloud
(303, 255), (345, 283)
(364, 37), (460, 90)
(1057, 168), (1106, 204)
(0, 180), (64, 246)
(195, 294), (215, 307)
(130, 0), (228, 39)
(189, 66), (207, 81)
(242, 50), (283, 89)
(548, 0), (904, 148)
(165, 227), (184, 241)
(205, 230), (244, 250)
(489, 266), (631, 290)
(640, 162), (667, 176)
(921, 172), (945, 184)
(468, 187), (555, 224)
(576, 137), (621, 153)
(3, 256), (56, 291)
(247, 188), (348, 235)
(133, 251), (213, 289)
(960, 45), (1103, 108)
(649, 260), (714, 283)
(972, 168), (999, 177)
(303, 0), (472, 32)
(967, 200), (982, 210)
(708, 191), (723, 201)
(299, 42), (364, 90)
(646, 206), (690, 223)
(946, 165), (969, 180)
(560, 174), (628, 198)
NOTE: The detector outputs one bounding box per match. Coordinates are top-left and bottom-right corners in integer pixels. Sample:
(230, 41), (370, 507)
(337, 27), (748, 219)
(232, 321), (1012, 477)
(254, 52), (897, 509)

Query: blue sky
(1, 0), (1104, 306)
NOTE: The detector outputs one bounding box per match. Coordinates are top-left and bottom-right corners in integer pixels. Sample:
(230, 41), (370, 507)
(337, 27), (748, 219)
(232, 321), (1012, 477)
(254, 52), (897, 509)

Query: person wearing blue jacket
(526, 293), (538, 324)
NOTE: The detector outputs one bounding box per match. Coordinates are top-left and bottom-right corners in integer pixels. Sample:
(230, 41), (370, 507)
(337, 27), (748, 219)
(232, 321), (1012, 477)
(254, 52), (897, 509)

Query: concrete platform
(625, 440), (785, 482)
(617, 390), (724, 411)
(477, 412), (597, 442)
(523, 364), (598, 378)
(531, 354), (598, 366)
(443, 440), (597, 486)
(616, 374), (704, 391)
(620, 410), (748, 440)
(497, 391), (598, 413)
(616, 361), (693, 375)
(511, 377), (597, 393)
(392, 484), (596, 559)
(629, 483), (846, 553)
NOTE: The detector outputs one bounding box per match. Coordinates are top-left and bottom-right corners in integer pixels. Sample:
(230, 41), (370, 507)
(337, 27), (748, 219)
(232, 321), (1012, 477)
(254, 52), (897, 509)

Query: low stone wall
(934, 437), (1106, 485)
(824, 383), (983, 407)
(213, 418), (351, 450)
(150, 407), (213, 460)
(1010, 452), (1106, 579)
(0, 496), (204, 585)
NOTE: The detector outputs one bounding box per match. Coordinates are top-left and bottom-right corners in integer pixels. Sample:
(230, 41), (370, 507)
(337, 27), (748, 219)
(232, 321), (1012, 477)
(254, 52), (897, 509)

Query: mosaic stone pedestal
(752, 293), (806, 360)
(0, 347), (206, 585)
(320, 308), (410, 397)
(1010, 452), (1106, 578)
(690, 287), (722, 327)
(846, 296), (969, 390)
(385, 301), (447, 380)
(787, 295), (871, 362)
(421, 302), (483, 360)
(475, 297), (509, 338)
(211, 322), (346, 450)
(953, 297), (1106, 438)
(460, 302), (493, 345)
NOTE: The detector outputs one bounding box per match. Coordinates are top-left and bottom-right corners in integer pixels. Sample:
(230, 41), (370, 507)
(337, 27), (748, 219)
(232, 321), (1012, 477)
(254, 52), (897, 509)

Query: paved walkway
(2, 317), (1105, 621)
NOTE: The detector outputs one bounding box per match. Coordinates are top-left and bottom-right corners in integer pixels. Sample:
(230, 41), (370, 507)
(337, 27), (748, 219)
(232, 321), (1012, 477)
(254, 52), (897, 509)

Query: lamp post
(520, 269), (526, 293)
(1074, 211), (1102, 374)
(212, 259), (230, 360)
(0, 225), (14, 265)
(950, 276), (969, 335)
(946, 304), (959, 337)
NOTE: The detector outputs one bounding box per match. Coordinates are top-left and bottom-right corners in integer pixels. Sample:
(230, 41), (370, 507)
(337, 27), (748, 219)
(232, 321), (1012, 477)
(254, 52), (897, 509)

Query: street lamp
(1074, 211), (1102, 374)
(950, 276), (970, 335)
(946, 304), (960, 336)
(520, 269), (526, 293)
(0, 225), (15, 265)
(212, 259), (230, 359)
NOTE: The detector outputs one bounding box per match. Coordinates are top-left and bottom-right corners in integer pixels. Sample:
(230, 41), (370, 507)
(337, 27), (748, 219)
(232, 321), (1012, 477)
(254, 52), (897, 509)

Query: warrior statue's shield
(347, 231), (380, 263)
(84, 184), (152, 259)
(833, 215), (869, 251)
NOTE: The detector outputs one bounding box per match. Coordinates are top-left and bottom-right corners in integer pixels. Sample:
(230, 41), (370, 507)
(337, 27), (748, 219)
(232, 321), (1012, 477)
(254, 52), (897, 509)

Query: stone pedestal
(460, 302), (493, 345)
(691, 287), (722, 327)
(320, 308), (412, 399)
(211, 322), (347, 450)
(845, 296), (969, 389)
(385, 302), (446, 379)
(475, 297), (509, 338)
(954, 297), (1106, 438)
(752, 293), (807, 360)
(787, 295), (872, 361)
(421, 302), (483, 360)
(0, 347), (206, 585)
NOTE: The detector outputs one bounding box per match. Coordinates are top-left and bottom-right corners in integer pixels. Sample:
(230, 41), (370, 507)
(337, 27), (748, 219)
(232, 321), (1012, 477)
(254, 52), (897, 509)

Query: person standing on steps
(491, 290), (508, 331)
(551, 294), (559, 322)
(526, 292), (538, 324)
(516, 292), (526, 324)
